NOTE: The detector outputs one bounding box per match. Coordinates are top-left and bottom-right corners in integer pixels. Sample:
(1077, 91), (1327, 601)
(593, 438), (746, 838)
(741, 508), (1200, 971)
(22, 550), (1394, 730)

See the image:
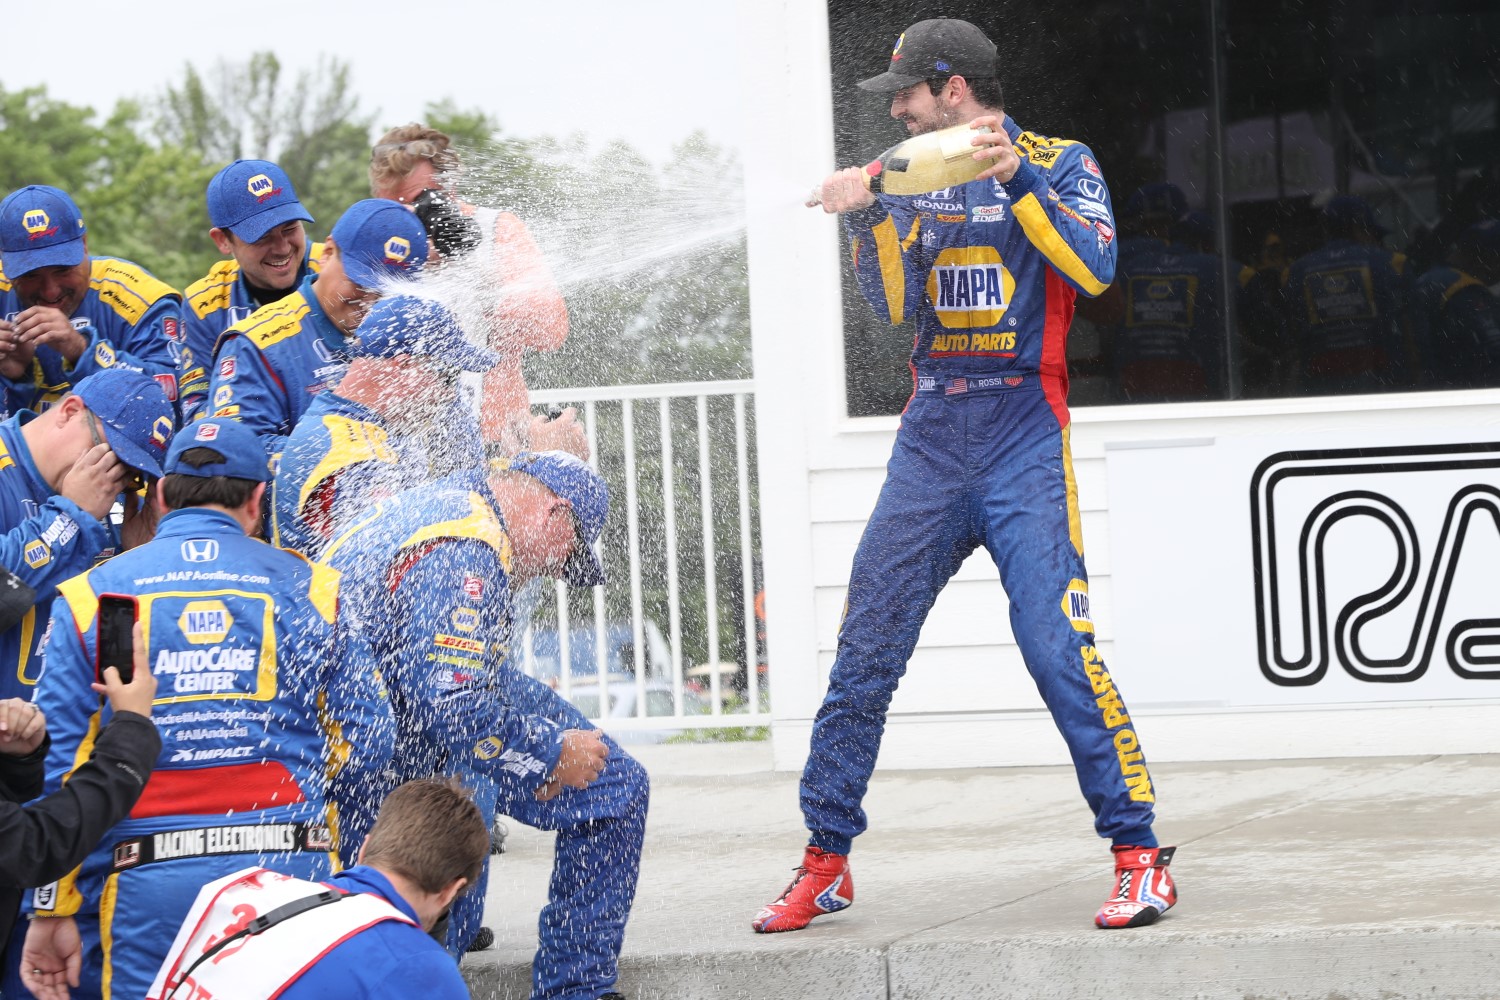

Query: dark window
(831, 0), (1500, 417)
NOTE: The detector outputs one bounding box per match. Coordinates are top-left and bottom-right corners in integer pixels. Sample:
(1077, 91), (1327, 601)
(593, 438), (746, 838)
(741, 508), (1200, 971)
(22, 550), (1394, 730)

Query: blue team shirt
(0, 413), (112, 701)
(179, 243), (323, 423)
(207, 273), (350, 467)
(0, 256), (181, 416)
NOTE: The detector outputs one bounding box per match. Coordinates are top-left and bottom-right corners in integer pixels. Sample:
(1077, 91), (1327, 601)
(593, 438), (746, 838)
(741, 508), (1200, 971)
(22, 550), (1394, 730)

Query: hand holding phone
(91, 621), (156, 718)
(95, 594), (138, 685)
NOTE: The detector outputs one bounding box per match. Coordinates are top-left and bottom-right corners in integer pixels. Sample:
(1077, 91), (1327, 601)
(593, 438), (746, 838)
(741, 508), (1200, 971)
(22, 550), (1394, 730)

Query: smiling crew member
(179, 161), (324, 423)
(205, 199), (429, 469)
(0, 185), (180, 417)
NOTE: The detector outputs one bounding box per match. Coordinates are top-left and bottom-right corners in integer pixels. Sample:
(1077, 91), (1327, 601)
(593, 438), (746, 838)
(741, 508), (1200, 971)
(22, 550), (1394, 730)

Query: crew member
(179, 160), (323, 422)
(322, 447), (648, 1000)
(204, 198), (429, 468)
(147, 779), (483, 1000)
(0, 368), (173, 703)
(0, 185), (180, 416)
(23, 417), (390, 1000)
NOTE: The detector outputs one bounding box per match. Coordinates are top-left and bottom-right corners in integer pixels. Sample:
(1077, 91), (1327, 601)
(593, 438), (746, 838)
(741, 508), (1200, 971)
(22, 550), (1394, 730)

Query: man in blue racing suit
(179, 160), (323, 423)
(322, 445), (648, 1000)
(0, 185), (180, 417)
(754, 17), (1175, 935)
(205, 198), (428, 469)
(24, 416), (390, 999)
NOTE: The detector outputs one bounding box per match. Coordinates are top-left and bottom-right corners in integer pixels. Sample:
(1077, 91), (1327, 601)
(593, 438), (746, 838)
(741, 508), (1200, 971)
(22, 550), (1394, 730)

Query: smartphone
(96, 593), (138, 685)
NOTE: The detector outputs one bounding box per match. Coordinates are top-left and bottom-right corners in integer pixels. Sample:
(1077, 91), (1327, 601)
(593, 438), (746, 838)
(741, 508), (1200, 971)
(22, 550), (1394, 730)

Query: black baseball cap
(858, 18), (998, 93)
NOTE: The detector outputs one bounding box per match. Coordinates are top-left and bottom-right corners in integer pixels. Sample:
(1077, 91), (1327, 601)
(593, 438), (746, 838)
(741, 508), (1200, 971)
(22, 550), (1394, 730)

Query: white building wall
(738, 0), (1500, 773)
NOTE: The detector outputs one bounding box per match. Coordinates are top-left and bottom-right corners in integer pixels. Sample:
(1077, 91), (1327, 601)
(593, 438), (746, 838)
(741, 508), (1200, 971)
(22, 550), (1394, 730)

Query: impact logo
(22, 209), (57, 241)
(246, 174), (282, 202)
(1250, 442), (1500, 686)
(383, 236), (412, 266)
(1061, 579), (1094, 633)
(179, 600), (232, 644)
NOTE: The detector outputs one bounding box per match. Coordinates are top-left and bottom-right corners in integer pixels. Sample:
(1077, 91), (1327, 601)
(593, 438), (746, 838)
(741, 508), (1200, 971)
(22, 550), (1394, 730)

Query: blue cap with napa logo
(350, 295), (499, 372)
(163, 417), (271, 482)
(329, 199), (429, 290)
(0, 185), (87, 278)
(206, 160), (314, 244)
(508, 450), (608, 587)
(71, 368), (174, 479)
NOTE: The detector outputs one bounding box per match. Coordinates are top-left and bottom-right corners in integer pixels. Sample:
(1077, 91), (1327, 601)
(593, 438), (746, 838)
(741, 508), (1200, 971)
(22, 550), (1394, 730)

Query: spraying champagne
(807, 122), (996, 207)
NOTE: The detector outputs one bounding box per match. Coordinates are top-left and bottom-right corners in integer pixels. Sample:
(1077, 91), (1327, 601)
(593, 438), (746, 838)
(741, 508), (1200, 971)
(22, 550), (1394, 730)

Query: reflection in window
(831, 0), (1500, 416)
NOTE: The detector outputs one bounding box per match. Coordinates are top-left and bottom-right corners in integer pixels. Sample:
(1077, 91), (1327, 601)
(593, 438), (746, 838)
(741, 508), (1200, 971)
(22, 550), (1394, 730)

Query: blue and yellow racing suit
(30, 506), (390, 1000)
(1110, 238), (1229, 400)
(0, 257), (181, 416)
(179, 243), (323, 423)
(804, 115), (1158, 854)
(0, 412), (113, 702)
(206, 274), (349, 468)
(1411, 264), (1500, 388)
(1284, 238), (1409, 392)
(323, 473), (648, 1000)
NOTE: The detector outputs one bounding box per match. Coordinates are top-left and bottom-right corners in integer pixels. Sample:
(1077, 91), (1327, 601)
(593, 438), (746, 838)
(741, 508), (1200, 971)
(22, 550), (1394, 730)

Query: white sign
(1105, 428), (1500, 709)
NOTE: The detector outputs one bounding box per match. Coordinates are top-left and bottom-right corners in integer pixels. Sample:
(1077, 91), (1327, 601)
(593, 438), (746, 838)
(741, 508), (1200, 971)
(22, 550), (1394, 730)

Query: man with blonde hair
(369, 124), (584, 460)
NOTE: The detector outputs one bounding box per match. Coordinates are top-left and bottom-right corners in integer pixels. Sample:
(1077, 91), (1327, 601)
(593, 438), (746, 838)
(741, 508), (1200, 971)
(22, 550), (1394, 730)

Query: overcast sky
(1, 0), (742, 163)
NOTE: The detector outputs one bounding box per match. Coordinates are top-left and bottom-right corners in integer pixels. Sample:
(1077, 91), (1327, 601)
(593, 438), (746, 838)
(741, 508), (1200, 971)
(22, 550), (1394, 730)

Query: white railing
(516, 379), (768, 739)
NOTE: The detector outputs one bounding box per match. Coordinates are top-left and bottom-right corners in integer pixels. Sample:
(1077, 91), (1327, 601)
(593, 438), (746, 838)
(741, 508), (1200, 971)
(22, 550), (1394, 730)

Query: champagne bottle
(861, 122), (994, 195)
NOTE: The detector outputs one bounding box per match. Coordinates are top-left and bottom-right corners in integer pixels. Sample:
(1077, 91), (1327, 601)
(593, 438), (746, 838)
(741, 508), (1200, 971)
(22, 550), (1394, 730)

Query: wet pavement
(462, 743), (1500, 1000)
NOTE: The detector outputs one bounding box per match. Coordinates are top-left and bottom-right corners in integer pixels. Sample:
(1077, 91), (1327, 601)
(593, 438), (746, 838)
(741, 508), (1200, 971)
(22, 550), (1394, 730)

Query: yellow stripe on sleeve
(1011, 193), (1110, 296)
(870, 215), (907, 326)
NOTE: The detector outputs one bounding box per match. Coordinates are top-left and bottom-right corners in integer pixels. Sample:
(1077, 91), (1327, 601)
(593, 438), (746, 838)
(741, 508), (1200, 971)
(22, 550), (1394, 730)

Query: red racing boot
(751, 847), (853, 933)
(1095, 845), (1177, 928)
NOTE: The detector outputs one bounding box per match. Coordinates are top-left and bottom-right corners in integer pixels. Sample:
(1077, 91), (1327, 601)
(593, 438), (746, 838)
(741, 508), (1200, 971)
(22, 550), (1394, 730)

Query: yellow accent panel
(89, 259), (180, 325)
(185, 259), (241, 318)
(46, 705), (104, 917)
(871, 215), (907, 326)
(101, 872), (119, 999)
(1443, 272), (1483, 306)
(1391, 252), (1407, 277)
(319, 506), (388, 566)
(232, 293), (311, 350)
(57, 576), (101, 631)
(1062, 425), (1083, 556)
(14, 609), (34, 689)
(899, 215), (922, 253)
(1012, 193), (1109, 296)
(401, 493), (513, 570)
(299, 415), (399, 515)
(305, 560), (342, 625)
(318, 688), (351, 783)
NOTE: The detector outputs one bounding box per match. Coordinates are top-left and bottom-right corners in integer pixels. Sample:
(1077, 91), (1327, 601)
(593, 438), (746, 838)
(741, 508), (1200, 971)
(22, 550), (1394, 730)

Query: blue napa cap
(329, 199), (429, 290)
(0, 185), (87, 278)
(349, 295), (498, 372)
(163, 417), (270, 482)
(206, 160), (314, 244)
(1123, 183), (1187, 222)
(72, 368), (174, 479)
(509, 450), (608, 587)
(1323, 195), (1387, 236)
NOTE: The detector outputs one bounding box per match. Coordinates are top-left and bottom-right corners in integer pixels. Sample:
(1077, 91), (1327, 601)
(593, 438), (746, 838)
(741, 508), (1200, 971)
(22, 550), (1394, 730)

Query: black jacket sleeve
(0, 711), (160, 888)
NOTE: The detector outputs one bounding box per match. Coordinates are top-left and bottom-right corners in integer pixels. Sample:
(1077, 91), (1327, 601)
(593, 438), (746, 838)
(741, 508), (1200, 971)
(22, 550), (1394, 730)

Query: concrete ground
(461, 743), (1500, 1000)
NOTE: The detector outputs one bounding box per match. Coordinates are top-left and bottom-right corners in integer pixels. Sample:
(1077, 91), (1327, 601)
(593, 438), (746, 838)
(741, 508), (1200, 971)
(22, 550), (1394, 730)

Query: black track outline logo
(1249, 442), (1500, 687)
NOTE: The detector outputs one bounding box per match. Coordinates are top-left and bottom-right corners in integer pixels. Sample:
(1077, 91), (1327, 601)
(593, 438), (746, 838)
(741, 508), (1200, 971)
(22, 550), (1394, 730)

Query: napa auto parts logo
(1249, 442), (1500, 687)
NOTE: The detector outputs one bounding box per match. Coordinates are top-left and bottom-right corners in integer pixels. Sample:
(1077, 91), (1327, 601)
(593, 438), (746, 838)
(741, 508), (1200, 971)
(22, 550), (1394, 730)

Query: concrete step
(461, 744), (1500, 1000)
